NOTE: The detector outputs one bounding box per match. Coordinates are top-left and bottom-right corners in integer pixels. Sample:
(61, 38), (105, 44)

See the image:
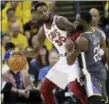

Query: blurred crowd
(1, 1), (109, 104)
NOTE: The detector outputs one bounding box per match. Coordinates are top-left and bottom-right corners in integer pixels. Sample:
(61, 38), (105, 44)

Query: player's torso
(82, 28), (104, 72)
(43, 15), (67, 54)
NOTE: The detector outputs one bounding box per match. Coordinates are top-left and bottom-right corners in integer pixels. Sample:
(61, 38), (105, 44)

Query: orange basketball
(8, 52), (27, 72)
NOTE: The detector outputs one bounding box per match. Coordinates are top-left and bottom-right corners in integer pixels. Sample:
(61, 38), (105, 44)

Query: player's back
(82, 28), (106, 79)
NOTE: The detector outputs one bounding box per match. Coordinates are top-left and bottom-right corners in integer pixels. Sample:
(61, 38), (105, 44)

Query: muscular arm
(23, 27), (46, 58)
(66, 36), (89, 65)
(57, 17), (76, 37)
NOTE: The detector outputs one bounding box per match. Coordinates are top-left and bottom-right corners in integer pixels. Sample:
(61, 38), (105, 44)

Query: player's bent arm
(23, 27), (46, 58)
(57, 17), (76, 37)
(66, 36), (89, 65)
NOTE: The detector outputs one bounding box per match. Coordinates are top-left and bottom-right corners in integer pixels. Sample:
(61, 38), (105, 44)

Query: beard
(43, 14), (52, 23)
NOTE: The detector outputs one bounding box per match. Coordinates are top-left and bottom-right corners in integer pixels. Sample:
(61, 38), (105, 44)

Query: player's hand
(12, 51), (26, 57)
(17, 50), (27, 57)
(65, 38), (75, 53)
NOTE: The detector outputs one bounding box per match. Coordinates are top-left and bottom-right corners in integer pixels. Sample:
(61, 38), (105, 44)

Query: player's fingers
(65, 40), (75, 52)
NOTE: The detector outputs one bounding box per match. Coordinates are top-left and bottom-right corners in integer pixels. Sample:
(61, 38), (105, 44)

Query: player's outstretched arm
(57, 17), (76, 37)
(22, 27), (46, 58)
(65, 36), (88, 65)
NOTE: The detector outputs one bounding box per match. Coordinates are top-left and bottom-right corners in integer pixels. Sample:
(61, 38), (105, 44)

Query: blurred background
(0, 1), (109, 104)
(1, 0), (109, 60)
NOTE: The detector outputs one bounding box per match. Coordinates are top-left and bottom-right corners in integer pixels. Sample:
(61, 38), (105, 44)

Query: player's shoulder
(75, 35), (89, 51)
(93, 27), (106, 40)
(55, 15), (70, 29)
(75, 35), (88, 44)
(55, 15), (67, 22)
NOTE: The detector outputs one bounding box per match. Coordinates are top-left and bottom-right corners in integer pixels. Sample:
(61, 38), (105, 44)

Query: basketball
(8, 52), (27, 72)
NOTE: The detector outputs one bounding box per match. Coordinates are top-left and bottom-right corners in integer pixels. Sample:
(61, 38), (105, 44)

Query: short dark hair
(80, 11), (92, 24)
(5, 42), (15, 51)
(7, 8), (15, 14)
(35, 2), (47, 11)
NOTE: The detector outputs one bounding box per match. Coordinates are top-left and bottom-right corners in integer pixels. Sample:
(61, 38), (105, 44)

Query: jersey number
(55, 36), (66, 46)
(93, 45), (101, 62)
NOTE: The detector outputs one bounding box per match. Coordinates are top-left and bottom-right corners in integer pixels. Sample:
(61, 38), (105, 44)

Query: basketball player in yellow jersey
(22, 2), (87, 104)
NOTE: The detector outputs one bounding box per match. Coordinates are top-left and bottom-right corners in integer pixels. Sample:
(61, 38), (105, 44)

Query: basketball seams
(8, 53), (27, 71)
(15, 54), (27, 71)
(16, 55), (27, 71)
(11, 54), (22, 71)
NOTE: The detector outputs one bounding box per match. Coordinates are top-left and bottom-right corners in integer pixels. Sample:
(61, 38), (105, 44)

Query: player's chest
(46, 28), (67, 46)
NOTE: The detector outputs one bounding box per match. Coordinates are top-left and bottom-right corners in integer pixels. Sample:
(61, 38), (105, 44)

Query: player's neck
(45, 15), (54, 29)
(83, 25), (92, 32)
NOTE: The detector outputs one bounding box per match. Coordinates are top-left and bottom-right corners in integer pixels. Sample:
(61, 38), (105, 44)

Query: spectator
(23, 7), (41, 40)
(2, 52), (42, 104)
(1, 1), (7, 10)
(44, 39), (54, 51)
(2, 43), (16, 75)
(2, 7), (23, 33)
(32, 1), (39, 8)
(44, 1), (56, 13)
(3, 1), (24, 21)
(2, 51), (13, 76)
(38, 49), (59, 81)
(89, 8), (106, 41)
(4, 42), (15, 60)
(2, 52), (30, 103)
(7, 8), (23, 32)
(107, 36), (109, 47)
(29, 45), (49, 85)
(104, 1), (109, 19)
(2, 34), (11, 61)
(104, 23), (109, 46)
(10, 23), (28, 50)
(22, 1), (32, 25)
(2, 1), (19, 21)
(89, 8), (100, 27)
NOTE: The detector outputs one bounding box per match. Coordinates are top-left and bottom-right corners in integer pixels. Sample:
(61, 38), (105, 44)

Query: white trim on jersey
(81, 52), (94, 97)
